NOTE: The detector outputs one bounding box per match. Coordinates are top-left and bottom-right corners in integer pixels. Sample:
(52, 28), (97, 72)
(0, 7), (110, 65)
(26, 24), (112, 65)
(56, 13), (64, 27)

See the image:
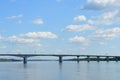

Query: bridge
(0, 54), (120, 64)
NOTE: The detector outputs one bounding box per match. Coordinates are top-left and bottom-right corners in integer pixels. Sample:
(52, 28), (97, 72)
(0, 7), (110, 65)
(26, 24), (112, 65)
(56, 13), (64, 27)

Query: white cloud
(21, 32), (58, 39)
(5, 31), (57, 47)
(7, 14), (23, 19)
(88, 10), (120, 25)
(90, 27), (120, 40)
(69, 36), (89, 46)
(83, 0), (118, 10)
(64, 24), (95, 32)
(32, 18), (43, 25)
(69, 36), (86, 42)
(7, 35), (42, 47)
(74, 15), (86, 21)
(68, 27), (120, 46)
(8, 36), (36, 43)
(82, 0), (120, 26)
(101, 11), (118, 20)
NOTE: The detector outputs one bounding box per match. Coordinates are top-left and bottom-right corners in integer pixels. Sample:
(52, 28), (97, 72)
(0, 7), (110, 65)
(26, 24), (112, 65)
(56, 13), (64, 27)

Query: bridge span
(0, 54), (120, 64)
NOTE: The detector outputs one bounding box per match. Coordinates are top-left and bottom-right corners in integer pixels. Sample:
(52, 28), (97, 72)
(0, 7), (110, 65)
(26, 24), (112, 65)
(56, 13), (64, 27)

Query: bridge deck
(0, 54), (120, 57)
(0, 54), (120, 64)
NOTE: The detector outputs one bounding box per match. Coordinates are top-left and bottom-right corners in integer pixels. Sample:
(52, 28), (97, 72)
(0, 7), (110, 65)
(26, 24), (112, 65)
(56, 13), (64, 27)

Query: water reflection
(76, 62), (80, 80)
(58, 62), (63, 80)
(58, 62), (62, 69)
(23, 64), (27, 68)
(0, 61), (120, 80)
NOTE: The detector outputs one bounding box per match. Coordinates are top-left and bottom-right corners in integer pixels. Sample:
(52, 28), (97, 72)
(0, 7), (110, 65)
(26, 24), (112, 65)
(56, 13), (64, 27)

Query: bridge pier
(77, 56), (79, 63)
(97, 56), (100, 62)
(59, 56), (62, 63)
(87, 56), (90, 62)
(106, 56), (109, 62)
(23, 57), (27, 64)
(115, 57), (118, 62)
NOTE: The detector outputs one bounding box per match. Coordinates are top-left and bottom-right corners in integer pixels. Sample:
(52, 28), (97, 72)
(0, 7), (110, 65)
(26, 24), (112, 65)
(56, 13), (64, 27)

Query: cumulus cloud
(7, 14), (23, 19)
(4, 31), (58, 47)
(64, 24), (95, 32)
(20, 32), (58, 39)
(69, 36), (86, 42)
(69, 36), (89, 46)
(68, 27), (120, 46)
(81, 0), (120, 26)
(8, 36), (36, 43)
(90, 27), (120, 40)
(74, 15), (86, 21)
(32, 18), (43, 25)
(83, 0), (119, 10)
(88, 10), (120, 25)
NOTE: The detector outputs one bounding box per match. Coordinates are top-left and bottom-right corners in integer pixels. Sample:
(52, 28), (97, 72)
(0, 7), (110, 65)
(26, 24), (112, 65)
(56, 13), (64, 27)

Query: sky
(0, 0), (120, 55)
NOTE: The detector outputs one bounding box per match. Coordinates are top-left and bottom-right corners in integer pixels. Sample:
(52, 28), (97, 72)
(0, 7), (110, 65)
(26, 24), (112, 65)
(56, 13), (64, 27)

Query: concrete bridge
(0, 54), (120, 64)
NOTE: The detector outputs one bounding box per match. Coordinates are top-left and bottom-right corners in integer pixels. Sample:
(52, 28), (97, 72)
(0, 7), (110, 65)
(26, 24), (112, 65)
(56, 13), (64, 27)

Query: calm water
(0, 61), (120, 80)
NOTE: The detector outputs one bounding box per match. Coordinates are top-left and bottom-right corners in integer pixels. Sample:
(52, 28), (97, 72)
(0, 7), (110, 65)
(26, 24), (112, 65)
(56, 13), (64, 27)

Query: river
(0, 61), (120, 80)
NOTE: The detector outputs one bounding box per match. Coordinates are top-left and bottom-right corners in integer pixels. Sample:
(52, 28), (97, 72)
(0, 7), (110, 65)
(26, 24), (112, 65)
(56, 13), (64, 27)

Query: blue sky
(0, 0), (120, 55)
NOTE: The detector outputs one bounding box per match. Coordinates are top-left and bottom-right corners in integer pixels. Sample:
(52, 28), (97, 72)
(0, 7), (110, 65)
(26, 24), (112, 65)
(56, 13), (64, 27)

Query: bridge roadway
(0, 54), (120, 64)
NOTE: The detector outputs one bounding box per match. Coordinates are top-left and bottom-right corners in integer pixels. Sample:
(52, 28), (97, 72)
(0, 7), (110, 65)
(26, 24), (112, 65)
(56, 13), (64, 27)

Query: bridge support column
(87, 56), (90, 62)
(97, 56), (100, 62)
(23, 57), (27, 64)
(59, 56), (62, 63)
(106, 56), (109, 62)
(115, 57), (118, 62)
(77, 56), (79, 63)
